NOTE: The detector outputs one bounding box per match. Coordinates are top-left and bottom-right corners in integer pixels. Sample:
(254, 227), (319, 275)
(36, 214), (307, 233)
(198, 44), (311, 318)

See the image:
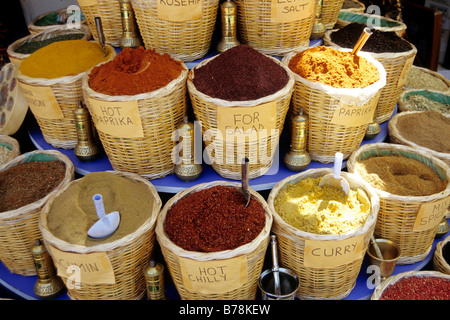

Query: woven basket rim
(187, 52), (295, 108)
(0, 150), (74, 220)
(347, 142), (450, 201)
(435, 235), (450, 270)
(399, 88), (450, 112)
(267, 168), (380, 241)
(0, 135), (20, 168)
(337, 12), (407, 32)
(155, 180), (273, 261)
(403, 65), (450, 93)
(39, 170), (162, 254)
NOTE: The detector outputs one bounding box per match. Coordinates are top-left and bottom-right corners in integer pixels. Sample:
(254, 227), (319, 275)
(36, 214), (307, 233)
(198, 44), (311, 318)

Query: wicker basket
(434, 235), (450, 275)
(28, 7), (87, 34)
(17, 44), (115, 150)
(371, 271), (450, 300)
(7, 25), (91, 67)
(188, 54), (294, 180)
(322, 0), (345, 30)
(82, 60), (188, 180)
(0, 150), (74, 276)
(281, 49), (386, 163)
(324, 30), (417, 123)
(335, 12), (407, 37)
(0, 135), (20, 168)
(156, 181), (272, 300)
(404, 65), (450, 93)
(267, 169), (380, 299)
(340, 0), (365, 14)
(398, 89), (450, 114)
(40, 170), (162, 300)
(234, 0), (317, 56)
(347, 143), (450, 264)
(131, 0), (219, 62)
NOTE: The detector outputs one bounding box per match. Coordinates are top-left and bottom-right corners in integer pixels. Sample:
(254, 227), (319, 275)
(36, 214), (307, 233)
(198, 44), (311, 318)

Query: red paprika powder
(380, 276), (450, 300)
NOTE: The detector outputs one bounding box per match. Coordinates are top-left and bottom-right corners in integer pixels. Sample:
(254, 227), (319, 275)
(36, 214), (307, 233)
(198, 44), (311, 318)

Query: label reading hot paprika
(413, 196), (450, 231)
(157, 0), (203, 22)
(271, 0), (315, 23)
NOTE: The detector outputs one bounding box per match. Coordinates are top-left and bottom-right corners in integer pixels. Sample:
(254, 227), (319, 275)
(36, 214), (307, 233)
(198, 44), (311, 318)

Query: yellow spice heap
(274, 177), (371, 235)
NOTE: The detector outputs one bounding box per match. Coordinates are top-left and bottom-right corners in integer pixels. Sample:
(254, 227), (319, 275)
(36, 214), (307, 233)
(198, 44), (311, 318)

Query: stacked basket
(322, 0), (345, 30)
(434, 235), (450, 275)
(0, 135), (20, 168)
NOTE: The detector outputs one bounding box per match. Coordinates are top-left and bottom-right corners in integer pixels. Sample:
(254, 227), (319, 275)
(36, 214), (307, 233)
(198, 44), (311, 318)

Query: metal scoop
(271, 235), (281, 296)
(240, 157), (251, 207)
(352, 27), (372, 66)
(94, 17), (107, 56)
(87, 194), (120, 238)
(319, 152), (350, 195)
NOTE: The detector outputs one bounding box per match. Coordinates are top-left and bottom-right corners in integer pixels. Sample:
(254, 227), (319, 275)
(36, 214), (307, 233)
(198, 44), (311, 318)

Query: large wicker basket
(434, 235), (450, 275)
(335, 12), (406, 37)
(131, 0), (219, 62)
(156, 181), (272, 300)
(324, 30), (417, 123)
(0, 135), (20, 168)
(17, 44), (115, 150)
(322, 0), (345, 30)
(267, 169), (380, 299)
(281, 49), (386, 163)
(40, 170), (162, 300)
(234, 0), (317, 56)
(0, 150), (74, 276)
(82, 60), (188, 180)
(404, 65), (450, 93)
(347, 143), (450, 264)
(188, 54), (294, 180)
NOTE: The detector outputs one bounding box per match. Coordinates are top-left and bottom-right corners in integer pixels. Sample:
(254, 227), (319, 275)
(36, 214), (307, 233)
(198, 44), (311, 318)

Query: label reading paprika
(179, 255), (248, 294)
(19, 82), (63, 120)
(330, 101), (376, 127)
(87, 97), (144, 138)
(303, 234), (366, 268)
(413, 196), (450, 231)
(157, 0), (203, 22)
(271, 0), (315, 23)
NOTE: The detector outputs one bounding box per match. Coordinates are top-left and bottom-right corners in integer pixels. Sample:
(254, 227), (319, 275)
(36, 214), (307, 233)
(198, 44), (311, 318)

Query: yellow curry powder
(20, 40), (113, 79)
(288, 46), (380, 88)
(273, 177), (371, 235)
(47, 172), (154, 246)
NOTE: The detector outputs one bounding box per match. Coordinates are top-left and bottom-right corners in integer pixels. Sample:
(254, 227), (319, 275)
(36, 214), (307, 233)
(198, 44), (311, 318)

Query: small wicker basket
(335, 12), (407, 37)
(28, 7), (87, 34)
(131, 0), (219, 62)
(347, 143), (450, 264)
(340, 0), (365, 14)
(398, 89), (450, 114)
(0, 150), (74, 276)
(82, 60), (188, 180)
(404, 65), (450, 93)
(324, 30), (417, 123)
(156, 181), (273, 300)
(39, 170), (162, 300)
(434, 235), (450, 275)
(267, 169), (380, 299)
(322, 0), (345, 30)
(281, 49), (386, 163)
(0, 135), (20, 168)
(188, 54), (294, 180)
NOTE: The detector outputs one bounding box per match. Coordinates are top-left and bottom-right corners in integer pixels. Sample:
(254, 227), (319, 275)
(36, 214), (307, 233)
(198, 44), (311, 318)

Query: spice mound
(288, 46), (380, 88)
(406, 67), (449, 92)
(192, 44), (289, 101)
(404, 94), (450, 114)
(380, 276), (450, 300)
(355, 155), (447, 196)
(0, 160), (66, 213)
(15, 33), (85, 55)
(164, 185), (266, 252)
(19, 40), (113, 79)
(88, 46), (184, 96)
(395, 111), (450, 154)
(46, 172), (154, 246)
(273, 177), (371, 235)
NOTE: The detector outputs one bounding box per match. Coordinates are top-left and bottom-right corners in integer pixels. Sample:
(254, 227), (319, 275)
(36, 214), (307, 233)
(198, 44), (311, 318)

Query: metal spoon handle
(271, 235), (281, 296)
(241, 157), (250, 207)
(94, 17), (107, 55)
(351, 27), (372, 55)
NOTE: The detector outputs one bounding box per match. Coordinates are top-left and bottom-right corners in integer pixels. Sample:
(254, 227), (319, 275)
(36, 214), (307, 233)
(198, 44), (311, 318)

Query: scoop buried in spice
(319, 152), (350, 195)
(351, 27), (372, 66)
(87, 193), (120, 238)
(240, 157), (251, 207)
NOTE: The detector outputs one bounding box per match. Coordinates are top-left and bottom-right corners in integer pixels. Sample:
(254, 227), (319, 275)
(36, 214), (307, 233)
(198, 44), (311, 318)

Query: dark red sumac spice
(0, 161), (66, 212)
(380, 276), (450, 300)
(164, 185), (266, 252)
(192, 44), (289, 101)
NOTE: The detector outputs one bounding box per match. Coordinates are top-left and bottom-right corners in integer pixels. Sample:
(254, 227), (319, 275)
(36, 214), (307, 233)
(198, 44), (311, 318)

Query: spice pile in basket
(46, 172), (154, 246)
(288, 46), (379, 88)
(164, 185), (266, 252)
(192, 44), (289, 101)
(273, 177), (371, 234)
(0, 161), (66, 212)
(15, 33), (86, 55)
(380, 276), (450, 300)
(88, 46), (184, 96)
(354, 155), (447, 196)
(19, 40), (113, 79)
(406, 67), (449, 92)
(404, 94), (450, 114)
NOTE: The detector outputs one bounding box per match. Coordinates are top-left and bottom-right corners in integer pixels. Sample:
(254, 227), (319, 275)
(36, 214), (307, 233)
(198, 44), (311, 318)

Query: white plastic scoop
(87, 194), (120, 238)
(319, 152), (350, 195)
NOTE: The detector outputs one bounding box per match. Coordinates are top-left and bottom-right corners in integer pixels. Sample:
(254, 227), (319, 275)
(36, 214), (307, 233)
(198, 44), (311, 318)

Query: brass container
(365, 105), (381, 140)
(118, 0), (142, 49)
(284, 113), (311, 171)
(310, 0), (325, 40)
(174, 118), (202, 181)
(217, 0), (240, 53)
(74, 102), (101, 161)
(143, 260), (166, 300)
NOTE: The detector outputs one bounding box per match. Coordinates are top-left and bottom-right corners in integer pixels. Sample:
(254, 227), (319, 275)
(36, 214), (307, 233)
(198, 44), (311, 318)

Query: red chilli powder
(380, 276), (450, 300)
(164, 185), (266, 252)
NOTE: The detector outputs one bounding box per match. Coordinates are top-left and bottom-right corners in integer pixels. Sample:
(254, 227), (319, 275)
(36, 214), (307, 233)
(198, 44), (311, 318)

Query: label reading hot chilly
(271, 0), (315, 23)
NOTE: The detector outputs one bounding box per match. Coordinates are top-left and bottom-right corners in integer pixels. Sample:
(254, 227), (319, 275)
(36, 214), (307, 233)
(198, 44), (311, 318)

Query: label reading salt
(179, 255), (248, 294)
(157, 0), (203, 22)
(87, 97), (144, 138)
(19, 82), (63, 120)
(271, 0), (315, 23)
(304, 234), (366, 268)
(50, 246), (115, 285)
(413, 196), (450, 231)
(330, 101), (376, 127)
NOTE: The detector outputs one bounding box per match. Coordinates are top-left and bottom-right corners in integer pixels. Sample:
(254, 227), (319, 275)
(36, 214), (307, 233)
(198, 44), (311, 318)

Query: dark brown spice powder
(164, 185), (266, 252)
(0, 161), (66, 212)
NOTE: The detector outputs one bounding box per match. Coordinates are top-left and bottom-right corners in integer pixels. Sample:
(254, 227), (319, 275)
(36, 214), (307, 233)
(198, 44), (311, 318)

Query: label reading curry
(271, 0), (315, 23)
(19, 82), (63, 120)
(157, 0), (203, 22)
(87, 97), (144, 138)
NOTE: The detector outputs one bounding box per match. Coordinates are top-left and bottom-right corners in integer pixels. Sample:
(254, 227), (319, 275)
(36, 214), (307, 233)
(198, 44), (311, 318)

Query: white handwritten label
(413, 196), (450, 231)
(19, 82), (63, 119)
(157, 0), (203, 22)
(331, 101), (376, 127)
(271, 0), (315, 23)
